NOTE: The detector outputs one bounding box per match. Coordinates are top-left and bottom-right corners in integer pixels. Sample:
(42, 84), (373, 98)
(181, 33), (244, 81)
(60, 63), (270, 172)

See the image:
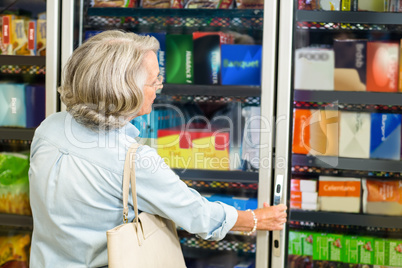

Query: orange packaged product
(292, 109), (311, 155)
(309, 109), (339, 156)
(363, 179), (402, 216)
(92, 0), (136, 7)
(1, 15), (14, 55)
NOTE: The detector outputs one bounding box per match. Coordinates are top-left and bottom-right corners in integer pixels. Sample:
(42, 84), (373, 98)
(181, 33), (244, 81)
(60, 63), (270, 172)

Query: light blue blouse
(29, 111), (238, 268)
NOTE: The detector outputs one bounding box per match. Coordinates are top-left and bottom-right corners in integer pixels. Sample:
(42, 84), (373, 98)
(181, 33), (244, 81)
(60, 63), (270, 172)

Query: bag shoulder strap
(123, 143), (140, 224)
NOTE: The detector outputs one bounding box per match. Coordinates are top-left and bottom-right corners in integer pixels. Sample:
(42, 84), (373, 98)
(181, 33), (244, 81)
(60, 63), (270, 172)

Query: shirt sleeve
(131, 145), (238, 241)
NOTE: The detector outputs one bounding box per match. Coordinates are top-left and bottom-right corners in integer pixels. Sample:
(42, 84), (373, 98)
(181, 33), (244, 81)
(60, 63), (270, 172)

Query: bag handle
(122, 143), (140, 225)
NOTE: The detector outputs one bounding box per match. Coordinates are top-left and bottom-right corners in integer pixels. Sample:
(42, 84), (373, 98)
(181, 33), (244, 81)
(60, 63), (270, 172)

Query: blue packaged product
(221, 44), (262, 86)
(25, 85), (45, 128)
(370, 113), (401, 160)
(0, 83), (26, 127)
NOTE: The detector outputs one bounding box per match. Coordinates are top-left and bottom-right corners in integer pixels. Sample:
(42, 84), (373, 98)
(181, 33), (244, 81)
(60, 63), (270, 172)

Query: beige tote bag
(107, 143), (186, 268)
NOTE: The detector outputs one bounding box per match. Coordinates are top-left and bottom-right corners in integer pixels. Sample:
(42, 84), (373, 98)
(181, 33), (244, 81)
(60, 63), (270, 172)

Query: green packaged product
(0, 153), (31, 215)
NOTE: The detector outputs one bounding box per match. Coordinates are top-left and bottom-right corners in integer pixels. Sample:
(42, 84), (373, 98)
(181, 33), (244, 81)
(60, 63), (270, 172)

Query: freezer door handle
(272, 174), (284, 257)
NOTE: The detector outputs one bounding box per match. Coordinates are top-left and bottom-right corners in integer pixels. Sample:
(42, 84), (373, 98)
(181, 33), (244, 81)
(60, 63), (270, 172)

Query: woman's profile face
(137, 51), (160, 116)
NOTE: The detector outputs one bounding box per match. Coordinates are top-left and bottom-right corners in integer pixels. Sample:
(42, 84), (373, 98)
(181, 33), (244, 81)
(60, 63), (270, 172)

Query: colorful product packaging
(0, 153), (31, 216)
(27, 20), (37, 55)
(1, 15), (14, 55)
(374, 238), (402, 267)
(309, 110), (339, 156)
(358, 0), (386, 11)
(292, 109), (311, 155)
(370, 113), (401, 160)
(339, 111), (371, 158)
(144, 32), (166, 83)
(193, 32), (233, 85)
(0, 83), (26, 127)
(0, 233), (31, 267)
(343, 236), (375, 265)
(313, 233), (344, 262)
(294, 47), (335, 90)
(318, 176), (361, 213)
(204, 194), (257, 210)
(166, 34), (193, 84)
(91, 0), (136, 7)
(366, 42), (399, 92)
(36, 19), (46, 56)
(25, 85), (45, 128)
(221, 44), (262, 86)
(362, 179), (402, 216)
(318, 0), (341, 10)
(192, 131), (230, 170)
(333, 39), (367, 91)
(11, 19), (29, 55)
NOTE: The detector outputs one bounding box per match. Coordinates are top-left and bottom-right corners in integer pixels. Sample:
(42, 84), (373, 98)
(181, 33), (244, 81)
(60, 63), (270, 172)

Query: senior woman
(29, 30), (287, 267)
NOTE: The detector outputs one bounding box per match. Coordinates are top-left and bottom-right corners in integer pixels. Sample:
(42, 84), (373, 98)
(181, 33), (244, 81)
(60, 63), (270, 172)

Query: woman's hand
(231, 203), (287, 233)
(254, 202), (287, 231)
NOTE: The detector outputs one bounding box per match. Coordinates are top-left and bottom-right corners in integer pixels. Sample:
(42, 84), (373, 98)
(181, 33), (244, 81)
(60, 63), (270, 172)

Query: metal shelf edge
(294, 90), (402, 106)
(161, 84), (261, 97)
(290, 210), (402, 229)
(173, 169), (259, 183)
(0, 55), (46, 66)
(292, 154), (402, 173)
(87, 8), (263, 18)
(0, 128), (35, 140)
(0, 213), (33, 228)
(296, 10), (402, 25)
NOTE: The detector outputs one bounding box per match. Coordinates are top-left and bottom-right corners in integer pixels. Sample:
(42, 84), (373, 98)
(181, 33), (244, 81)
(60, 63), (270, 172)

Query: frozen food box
(318, 0), (341, 10)
(313, 233), (344, 262)
(370, 113), (401, 160)
(11, 19), (29, 55)
(292, 109), (311, 155)
(339, 111), (371, 158)
(358, 0), (386, 11)
(166, 34), (193, 84)
(236, 0), (263, 9)
(27, 20), (37, 55)
(0, 153), (31, 215)
(309, 110), (339, 156)
(193, 32), (233, 85)
(289, 230), (315, 256)
(366, 42), (399, 92)
(343, 236), (375, 265)
(318, 176), (361, 213)
(374, 238), (402, 267)
(25, 84), (45, 128)
(142, 32), (166, 83)
(36, 19), (46, 56)
(0, 233), (31, 267)
(363, 179), (402, 216)
(334, 39), (367, 91)
(204, 194), (257, 210)
(91, 0), (136, 7)
(294, 47), (334, 90)
(221, 44), (262, 86)
(1, 15), (14, 55)
(0, 83), (26, 127)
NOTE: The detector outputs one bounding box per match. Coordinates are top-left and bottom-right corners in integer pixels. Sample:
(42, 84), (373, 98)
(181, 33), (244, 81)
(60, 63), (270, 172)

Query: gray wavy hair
(58, 30), (160, 131)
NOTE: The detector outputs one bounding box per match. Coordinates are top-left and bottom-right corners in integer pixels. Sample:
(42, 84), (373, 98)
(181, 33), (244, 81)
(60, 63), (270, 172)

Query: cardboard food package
(91, 0), (136, 7)
(366, 42), (399, 92)
(0, 233), (31, 267)
(309, 110), (339, 156)
(318, 176), (361, 213)
(339, 111), (371, 159)
(166, 34), (193, 84)
(370, 113), (401, 160)
(363, 179), (402, 216)
(292, 109), (311, 155)
(333, 39), (367, 91)
(294, 47), (335, 91)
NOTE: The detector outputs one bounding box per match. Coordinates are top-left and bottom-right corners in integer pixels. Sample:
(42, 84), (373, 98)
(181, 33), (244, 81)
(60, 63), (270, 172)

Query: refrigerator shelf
(290, 210), (402, 229)
(0, 213), (33, 229)
(0, 128), (35, 141)
(87, 8), (263, 19)
(292, 154), (402, 174)
(294, 90), (402, 107)
(0, 55), (46, 66)
(173, 169), (259, 183)
(161, 84), (261, 97)
(296, 10), (402, 25)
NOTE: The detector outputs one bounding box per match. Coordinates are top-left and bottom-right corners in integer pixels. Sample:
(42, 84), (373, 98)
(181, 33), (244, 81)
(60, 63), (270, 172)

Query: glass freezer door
(273, 1), (402, 267)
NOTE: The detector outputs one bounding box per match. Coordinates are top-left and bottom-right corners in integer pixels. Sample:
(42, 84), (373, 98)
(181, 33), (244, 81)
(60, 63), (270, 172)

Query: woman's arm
(231, 203), (287, 233)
